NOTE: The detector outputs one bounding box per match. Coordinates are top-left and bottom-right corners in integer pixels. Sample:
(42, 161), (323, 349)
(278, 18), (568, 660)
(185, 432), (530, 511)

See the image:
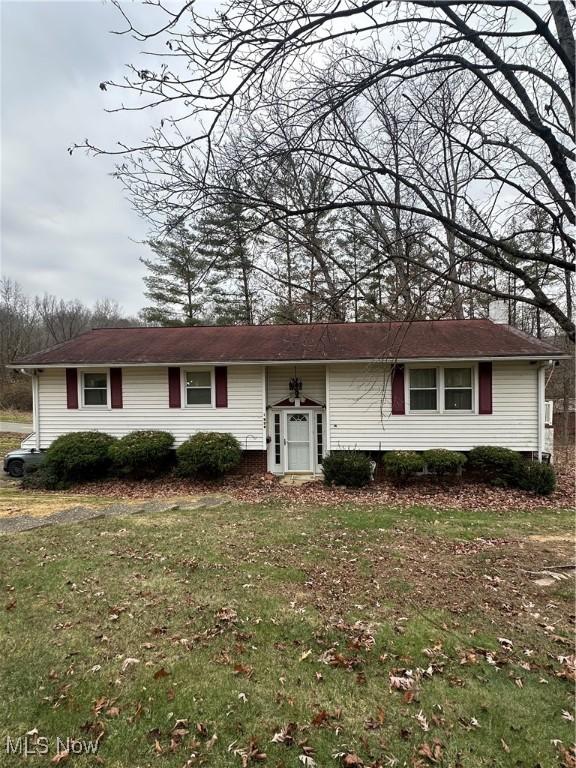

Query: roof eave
(8, 353), (570, 369)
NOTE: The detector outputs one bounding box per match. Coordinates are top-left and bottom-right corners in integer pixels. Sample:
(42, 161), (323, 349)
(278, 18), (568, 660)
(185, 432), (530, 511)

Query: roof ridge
(91, 318), (493, 331)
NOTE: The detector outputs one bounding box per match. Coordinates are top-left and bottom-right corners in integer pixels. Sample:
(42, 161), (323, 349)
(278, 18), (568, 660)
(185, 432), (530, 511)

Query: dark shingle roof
(12, 320), (566, 366)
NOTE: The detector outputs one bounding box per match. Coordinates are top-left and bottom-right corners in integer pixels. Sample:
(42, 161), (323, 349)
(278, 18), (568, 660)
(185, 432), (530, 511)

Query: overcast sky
(0, 1), (171, 316)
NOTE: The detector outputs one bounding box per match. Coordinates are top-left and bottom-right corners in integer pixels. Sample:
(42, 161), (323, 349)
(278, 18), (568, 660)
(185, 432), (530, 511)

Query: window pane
(410, 389), (437, 410)
(84, 373), (107, 389)
(186, 388), (212, 405)
(445, 389), (472, 410)
(445, 368), (472, 387)
(186, 371), (211, 387)
(84, 388), (107, 406)
(410, 369), (436, 388)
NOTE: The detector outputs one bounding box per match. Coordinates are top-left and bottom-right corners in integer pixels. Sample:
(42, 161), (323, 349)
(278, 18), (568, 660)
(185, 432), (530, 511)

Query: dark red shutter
(110, 368), (123, 408)
(66, 368), (78, 409)
(215, 366), (228, 408)
(168, 367), (181, 408)
(478, 362), (493, 414)
(391, 364), (405, 415)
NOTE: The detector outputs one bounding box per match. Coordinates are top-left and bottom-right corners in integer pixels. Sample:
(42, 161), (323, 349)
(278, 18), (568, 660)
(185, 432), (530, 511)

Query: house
(10, 319), (566, 474)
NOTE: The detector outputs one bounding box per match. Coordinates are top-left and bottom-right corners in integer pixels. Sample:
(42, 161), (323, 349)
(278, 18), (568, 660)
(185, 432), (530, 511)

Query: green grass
(0, 502), (573, 767)
(0, 409), (32, 424)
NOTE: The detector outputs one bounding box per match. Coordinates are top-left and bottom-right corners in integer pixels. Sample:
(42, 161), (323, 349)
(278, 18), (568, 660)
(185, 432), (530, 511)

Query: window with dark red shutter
(168, 367), (181, 408)
(110, 368), (123, 408)
(391, 364), (405, 415)
(478, 362), (493, 414)
(66, 368), (79, 409)
(215, 366), (228, 408)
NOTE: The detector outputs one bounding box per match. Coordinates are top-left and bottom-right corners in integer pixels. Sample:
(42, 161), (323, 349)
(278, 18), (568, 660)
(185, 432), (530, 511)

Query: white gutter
(8, 354), (570, 370)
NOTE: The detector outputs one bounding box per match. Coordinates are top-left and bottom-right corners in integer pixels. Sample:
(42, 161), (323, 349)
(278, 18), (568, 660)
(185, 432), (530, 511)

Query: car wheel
(8, 459), (25, 478)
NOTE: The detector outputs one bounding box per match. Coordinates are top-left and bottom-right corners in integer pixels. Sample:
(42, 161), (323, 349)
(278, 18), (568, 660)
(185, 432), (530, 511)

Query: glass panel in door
(286, 413), (311, 471)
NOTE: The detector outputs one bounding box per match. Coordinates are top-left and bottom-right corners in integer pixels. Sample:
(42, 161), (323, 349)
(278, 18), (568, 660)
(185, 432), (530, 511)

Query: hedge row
(23, 431), (556, 497)
(23, 430), (242, 490)
(324, 446), (555, 495)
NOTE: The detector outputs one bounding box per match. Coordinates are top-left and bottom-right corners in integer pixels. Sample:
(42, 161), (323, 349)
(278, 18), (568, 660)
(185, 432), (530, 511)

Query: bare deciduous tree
(77, 0), (574, 338)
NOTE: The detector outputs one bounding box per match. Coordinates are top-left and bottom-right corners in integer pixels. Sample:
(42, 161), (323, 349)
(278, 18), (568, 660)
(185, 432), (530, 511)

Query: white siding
(266, 364), (326, 406)
(327, 361), (538, 452)
(36, 366), (265, 450)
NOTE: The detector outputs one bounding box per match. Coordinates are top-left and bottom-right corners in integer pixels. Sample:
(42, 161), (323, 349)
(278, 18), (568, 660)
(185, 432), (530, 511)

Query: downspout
(20, 368), (40, 450)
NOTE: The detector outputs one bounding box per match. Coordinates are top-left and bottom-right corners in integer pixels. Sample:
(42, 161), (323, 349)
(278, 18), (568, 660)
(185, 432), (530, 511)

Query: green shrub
(21, 463), (69, 491)
(45, 431), (116, 483)
(110, 430), (175, 478)
(422, 449), (467, 477)
(467, 446), (522, 486)
(177, 432), (241, 479)
(382, 451), (424, 484)
(322, 451), (373, 488)
(518, 462), (556, 496)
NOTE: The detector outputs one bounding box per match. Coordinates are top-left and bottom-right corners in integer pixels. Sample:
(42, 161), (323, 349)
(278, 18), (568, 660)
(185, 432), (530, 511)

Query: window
(82, 372), (108, 406)
(409, 368), (437, 411)
(274, 413), (281, 465)
(316, 413), (323, 465)
(444, 367), (473, 411)
(185, 371), (212, 405)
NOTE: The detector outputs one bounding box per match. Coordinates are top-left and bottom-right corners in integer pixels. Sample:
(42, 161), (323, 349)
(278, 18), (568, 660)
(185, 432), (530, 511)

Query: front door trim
(267, 407), (325, 475)
(284, 409), (313, 473)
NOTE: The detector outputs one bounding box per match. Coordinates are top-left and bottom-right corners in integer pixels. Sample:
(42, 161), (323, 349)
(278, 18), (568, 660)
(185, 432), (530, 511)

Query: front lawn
(0, 502), (574, 767)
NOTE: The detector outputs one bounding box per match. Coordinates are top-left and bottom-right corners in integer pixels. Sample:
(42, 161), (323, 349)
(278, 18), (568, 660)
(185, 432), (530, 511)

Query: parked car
(3, 447), (45, 478)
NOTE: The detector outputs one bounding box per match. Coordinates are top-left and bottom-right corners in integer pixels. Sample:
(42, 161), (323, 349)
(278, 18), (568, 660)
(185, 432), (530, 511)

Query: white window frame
(80, 369), (110, 409)
(443, 365), (475, 414)
(405, 364), (477, 415)
(182, 367), (215, 408)
(407, 365), (440, 414)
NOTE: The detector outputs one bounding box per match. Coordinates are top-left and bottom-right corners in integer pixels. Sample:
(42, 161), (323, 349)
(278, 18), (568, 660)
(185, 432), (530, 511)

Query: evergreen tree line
(140, 168), (565, 339)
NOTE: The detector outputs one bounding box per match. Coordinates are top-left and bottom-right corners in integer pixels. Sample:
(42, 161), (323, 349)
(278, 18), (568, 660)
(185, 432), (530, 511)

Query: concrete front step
(278, 473), (318, 487)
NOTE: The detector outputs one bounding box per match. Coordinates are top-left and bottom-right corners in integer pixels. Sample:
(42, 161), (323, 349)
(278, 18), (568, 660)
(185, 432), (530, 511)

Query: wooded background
(2, 1), (573, 433)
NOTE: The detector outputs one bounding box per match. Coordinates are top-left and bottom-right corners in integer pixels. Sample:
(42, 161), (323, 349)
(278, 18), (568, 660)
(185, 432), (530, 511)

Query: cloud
(0, 0), (165, 315)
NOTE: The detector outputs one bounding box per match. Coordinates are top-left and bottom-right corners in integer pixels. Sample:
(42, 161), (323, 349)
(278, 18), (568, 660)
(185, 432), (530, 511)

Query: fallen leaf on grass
(51, 749), (69, 765)
(559, 745), (576, 768)
(389, 669), (415, 691)
(417, 740), (442, 763)
(216, 607), (238, 623)
(342, 753), (364, 766)
(271, 722), (297, 746)
(414, 711), (429, 732)
(233, 663), (253, 679)
(121, 657), (140, 673)
(232, 739), (267, 766)
(153, 667), (170, 680)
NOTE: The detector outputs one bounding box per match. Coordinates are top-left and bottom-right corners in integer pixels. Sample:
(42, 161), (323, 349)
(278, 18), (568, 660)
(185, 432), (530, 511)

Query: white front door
(285, 411), (312, 472)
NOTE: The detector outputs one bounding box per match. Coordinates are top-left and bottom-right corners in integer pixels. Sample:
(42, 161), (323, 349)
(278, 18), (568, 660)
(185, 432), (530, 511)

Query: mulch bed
(60, 451), (575, 512)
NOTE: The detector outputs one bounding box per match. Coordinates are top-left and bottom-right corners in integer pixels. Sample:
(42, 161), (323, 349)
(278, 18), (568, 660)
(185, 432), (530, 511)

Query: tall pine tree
(197, 184), (258, 325)
(140, 226), (216, 326)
